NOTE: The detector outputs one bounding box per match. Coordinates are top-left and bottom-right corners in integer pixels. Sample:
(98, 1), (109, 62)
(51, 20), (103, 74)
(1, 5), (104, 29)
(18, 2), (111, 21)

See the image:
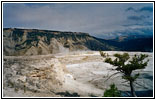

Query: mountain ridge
(3, 28), (153, 56)
(3, 28), (117, 56)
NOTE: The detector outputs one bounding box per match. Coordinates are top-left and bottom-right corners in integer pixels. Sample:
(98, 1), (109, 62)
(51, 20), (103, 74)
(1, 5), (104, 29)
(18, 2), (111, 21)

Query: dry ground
(3, 51), (153, 97)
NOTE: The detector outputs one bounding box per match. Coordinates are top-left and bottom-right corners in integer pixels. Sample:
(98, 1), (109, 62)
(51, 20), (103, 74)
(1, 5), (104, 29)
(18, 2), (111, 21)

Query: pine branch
(104, 72), (120, 82)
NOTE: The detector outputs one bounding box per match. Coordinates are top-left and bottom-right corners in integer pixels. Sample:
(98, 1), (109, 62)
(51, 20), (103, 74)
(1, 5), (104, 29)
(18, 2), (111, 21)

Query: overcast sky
(3, 3), (153, 39)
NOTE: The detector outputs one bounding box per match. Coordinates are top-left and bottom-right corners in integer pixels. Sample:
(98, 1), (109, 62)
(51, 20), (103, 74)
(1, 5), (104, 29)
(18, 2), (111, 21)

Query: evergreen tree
(103, 84), (121, 97)
(100, 52), (149, 97)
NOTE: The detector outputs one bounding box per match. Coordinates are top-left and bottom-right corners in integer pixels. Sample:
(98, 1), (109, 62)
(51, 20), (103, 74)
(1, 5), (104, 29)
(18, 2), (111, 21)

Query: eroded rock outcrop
(3, 28), (116, 56)
(3, 55), (68, 96)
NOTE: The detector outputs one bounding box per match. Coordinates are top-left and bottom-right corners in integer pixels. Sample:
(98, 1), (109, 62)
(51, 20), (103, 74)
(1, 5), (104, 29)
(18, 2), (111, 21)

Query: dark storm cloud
(139, 6), (153, 12)
(125, 7), (137, 12)
(127, 15), (148, 21)
(126, 6), (153, 12)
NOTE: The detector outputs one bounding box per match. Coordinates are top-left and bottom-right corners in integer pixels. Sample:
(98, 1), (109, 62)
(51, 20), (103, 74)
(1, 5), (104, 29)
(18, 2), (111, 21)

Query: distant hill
(95, 35), (153, 52)
(112, 35), (153, 42)
(3, 28), (153, 56)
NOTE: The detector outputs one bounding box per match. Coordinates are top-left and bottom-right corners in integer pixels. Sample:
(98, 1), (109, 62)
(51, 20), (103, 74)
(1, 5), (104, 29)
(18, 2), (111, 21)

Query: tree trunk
(130, 81), (137, 97)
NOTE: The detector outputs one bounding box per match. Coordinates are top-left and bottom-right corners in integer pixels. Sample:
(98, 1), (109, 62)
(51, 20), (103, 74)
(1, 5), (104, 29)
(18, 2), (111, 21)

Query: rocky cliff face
(3, 28), (116, 56)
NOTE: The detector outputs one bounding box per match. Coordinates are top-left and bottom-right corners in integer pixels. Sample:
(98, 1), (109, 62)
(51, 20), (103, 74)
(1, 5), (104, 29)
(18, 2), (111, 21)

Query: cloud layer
(3, 3), (153, 39)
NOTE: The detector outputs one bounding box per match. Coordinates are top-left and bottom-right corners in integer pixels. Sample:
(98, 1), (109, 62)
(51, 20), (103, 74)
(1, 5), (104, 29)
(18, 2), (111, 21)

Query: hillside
(94, 36), (153, 52)
(3, 28), (117, 56)
(3, 28), (153, 56)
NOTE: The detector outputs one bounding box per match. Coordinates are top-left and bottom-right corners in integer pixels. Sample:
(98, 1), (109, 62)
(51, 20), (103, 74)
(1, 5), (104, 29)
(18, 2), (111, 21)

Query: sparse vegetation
(82, 56), (89, 60)
(14, 87), (19, 92)
(3, 50), (152, 97)
(99, 51), (109, 58)
(7, 81), (14, 88)
(103, 84), (121, 97)
(56, 91), (80, 97)
(100, 52), (149, 97)
(24, 84), (26, 93)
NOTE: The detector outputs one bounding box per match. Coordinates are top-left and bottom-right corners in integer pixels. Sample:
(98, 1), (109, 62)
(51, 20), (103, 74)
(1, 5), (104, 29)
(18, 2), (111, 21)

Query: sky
(3, 3), (153, 39)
